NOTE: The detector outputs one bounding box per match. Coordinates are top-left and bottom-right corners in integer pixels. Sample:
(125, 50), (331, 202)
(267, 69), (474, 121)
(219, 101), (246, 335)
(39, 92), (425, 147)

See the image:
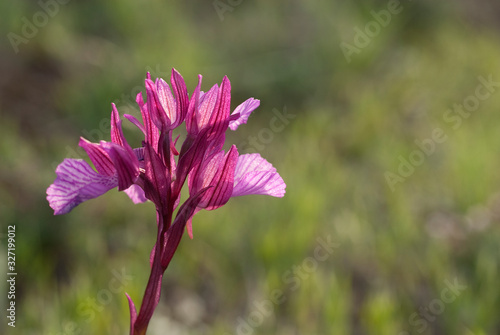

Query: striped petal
(232, 153), (286, 197)
(46, 159), (118, 215)
(170, 68), (189, 128)
(136, 92), (160, 149)
(143, 142), (170, 210)
(78, 138), (115, 176)
(124, 114), (146, 135)
(186, 75), (202, 136)
(208, 76), (231, 139)
(156, 78), (176, 127)
(196, 84), (219, 131)
(196, 145), (238, 210)
(102, 142), (140, 191)
(146, 78), (171, 131)
(111, 103), (126, 146)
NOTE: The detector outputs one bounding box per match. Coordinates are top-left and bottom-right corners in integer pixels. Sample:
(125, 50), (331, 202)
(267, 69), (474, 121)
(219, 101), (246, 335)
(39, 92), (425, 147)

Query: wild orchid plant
(46, 69), (286, 334)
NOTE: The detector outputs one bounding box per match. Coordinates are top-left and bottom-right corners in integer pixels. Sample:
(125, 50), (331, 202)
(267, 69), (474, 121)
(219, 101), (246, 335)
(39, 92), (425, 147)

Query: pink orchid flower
(46, 69), (286, 335)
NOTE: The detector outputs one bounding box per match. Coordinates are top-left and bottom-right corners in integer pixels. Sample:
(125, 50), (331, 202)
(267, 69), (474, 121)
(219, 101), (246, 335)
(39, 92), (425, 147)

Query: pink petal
(188, 150), (224, 197)
(232, 153), (286, 197)
(170, 68), (189, 127)
(186, 75), (202, 136)
(46, 159), (117, 215)
(102, 142), (139, 191)
(229, 98), (260, 131)
(124, 184), (147, 204)
(111, 103), (126, 146)
(200, 145), (239, 210)
(146, 78), (170, 131)
(78, 138), (115, 176)
(208, 76), (231, 139)
(198, 90), (206, 103)
(196, 84), (219, 131)
(124, 114), (146, 135)
(136, 92), (159, 149)
(174, 129), (211, 196)
(156, 78), (175, 120)
(143, 142), (170, 210)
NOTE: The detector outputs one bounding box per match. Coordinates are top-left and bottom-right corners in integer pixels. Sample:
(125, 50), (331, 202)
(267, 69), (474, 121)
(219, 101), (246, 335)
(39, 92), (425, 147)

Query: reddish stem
(132, 210), (170, 335)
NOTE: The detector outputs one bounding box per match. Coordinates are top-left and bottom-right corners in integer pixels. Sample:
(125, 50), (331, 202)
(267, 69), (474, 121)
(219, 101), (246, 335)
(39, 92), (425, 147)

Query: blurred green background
(1, 0), (500, 334)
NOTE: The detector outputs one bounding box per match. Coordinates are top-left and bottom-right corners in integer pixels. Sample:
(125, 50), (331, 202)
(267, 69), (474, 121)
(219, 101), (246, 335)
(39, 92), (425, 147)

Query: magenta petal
(200, 145), (239, 210)
(170, 68), (189, 127)
(155, 78), (176, 127)
(229, 98), (260, 131)
(133, 147), (145, 161)
(111, 103), (126, 146)
(143, 142), (170, 210)
(124, 114), (146, 135)
(186, 75), (202, 135)
(189, 151), (224, 196)
(125, 293), (137, 335)
(102, 142), (139, 191)
(174, 129), (211, 196)
(196, 84), (219, 131)
(146, 78), (170, 131)
(198, 90), (206, 103)
(78, 138), (115, 176)
(208, 76), (231, 139)
(124, 184), (147, 204)
(46, 159), (117, 215)
(232, 153), (286, 197)
(137, 92), (160, 148)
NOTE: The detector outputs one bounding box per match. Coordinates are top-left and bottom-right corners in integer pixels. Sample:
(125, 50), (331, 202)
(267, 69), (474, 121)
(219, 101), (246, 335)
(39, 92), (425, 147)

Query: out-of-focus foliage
(1, 0), (500, 334)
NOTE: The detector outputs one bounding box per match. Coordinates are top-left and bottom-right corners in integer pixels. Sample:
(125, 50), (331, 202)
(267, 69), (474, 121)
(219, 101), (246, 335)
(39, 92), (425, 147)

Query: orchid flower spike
(46, 68), (286, 335)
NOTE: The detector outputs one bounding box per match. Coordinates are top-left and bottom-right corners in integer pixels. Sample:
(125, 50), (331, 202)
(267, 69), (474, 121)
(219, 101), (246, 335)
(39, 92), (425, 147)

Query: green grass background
(1, 0), (500, 334)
